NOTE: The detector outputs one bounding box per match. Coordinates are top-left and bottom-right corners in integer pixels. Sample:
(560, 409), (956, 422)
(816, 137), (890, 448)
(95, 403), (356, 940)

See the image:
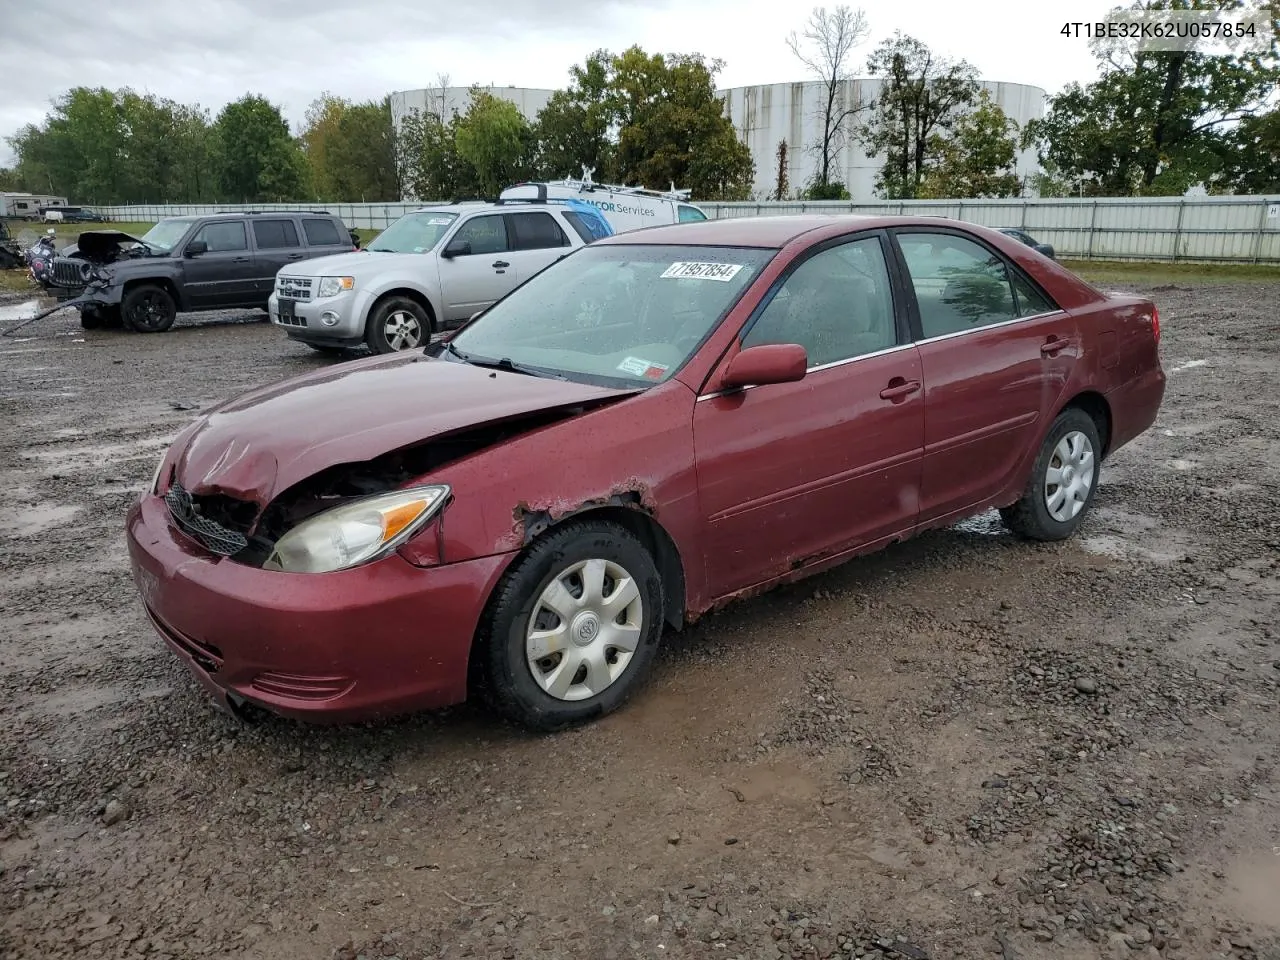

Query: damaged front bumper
(125, 493), (515, 723)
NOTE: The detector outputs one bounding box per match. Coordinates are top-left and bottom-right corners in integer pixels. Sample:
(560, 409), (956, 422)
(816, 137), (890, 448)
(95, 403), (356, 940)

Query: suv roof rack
(212, 209), (336, 216)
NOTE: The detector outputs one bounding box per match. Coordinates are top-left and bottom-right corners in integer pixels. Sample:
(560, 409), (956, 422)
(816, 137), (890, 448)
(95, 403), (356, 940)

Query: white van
(498, 169), (708, 234)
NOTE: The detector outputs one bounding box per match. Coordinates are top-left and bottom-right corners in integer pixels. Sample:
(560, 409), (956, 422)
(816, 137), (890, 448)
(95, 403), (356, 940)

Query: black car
(996, 228), (1056, 260)
(49, 211), (357, 332)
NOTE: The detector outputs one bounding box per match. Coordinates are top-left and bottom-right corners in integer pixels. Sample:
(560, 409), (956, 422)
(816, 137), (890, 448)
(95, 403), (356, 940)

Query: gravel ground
(0, 282), (1278, 960)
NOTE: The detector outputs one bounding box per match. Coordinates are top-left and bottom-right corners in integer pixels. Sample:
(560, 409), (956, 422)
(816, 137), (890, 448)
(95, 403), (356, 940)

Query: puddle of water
(1168, 359), (1207, 374)
(952, 509), (1008, 538)
(1224, 851), (1280, 932)
(1167, 459), (1198, 471)
(2, 502), (81, 537)
(0, 299), (44, 323)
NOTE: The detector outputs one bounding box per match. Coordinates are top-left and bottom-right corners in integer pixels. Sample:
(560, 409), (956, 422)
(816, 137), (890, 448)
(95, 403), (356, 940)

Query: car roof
(596, 214), (997, 249)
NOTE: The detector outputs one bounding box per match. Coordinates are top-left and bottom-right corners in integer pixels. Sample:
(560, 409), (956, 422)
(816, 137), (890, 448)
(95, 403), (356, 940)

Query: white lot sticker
(614, 358), (665, 378)
(660, 261), (744, 282)
(428, 218), (452, 225)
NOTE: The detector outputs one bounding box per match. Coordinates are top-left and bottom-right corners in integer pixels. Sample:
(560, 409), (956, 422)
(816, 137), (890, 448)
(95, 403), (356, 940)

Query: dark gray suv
(50, 211), (357, 332)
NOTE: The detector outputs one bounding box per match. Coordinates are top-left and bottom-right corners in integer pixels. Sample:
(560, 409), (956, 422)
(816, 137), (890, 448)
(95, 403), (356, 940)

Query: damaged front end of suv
(49, 230), (157, 330)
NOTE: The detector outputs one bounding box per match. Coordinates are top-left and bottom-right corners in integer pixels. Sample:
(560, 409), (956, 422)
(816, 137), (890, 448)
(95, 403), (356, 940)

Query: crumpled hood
(280, 250), (415, 277)
(171, 353), (637, 507)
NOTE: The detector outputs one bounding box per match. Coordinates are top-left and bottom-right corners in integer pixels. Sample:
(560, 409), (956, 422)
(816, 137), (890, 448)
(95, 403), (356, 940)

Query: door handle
(1041, 336), (1072, 355)
(492, 260), (510, 269)
(286, 253), (304, 260)
(231, 256), (250, 263)
(879, 378), (921, 401)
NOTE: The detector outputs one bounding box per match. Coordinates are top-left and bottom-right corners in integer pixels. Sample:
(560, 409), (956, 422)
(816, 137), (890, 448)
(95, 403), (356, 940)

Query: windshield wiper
(443, 342), (563, 379)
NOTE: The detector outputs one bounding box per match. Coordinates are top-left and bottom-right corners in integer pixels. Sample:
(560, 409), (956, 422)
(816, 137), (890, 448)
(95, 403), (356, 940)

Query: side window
(678, 204), (707, 222)
(742, 237), (898, 368)
(452, 215), (509, 255)
(302, 218), (342, 246)
(193, 221), (247, 253)
(897, 233), (1017, 339)
(1010, 271), (1057, 318)
(560, 211), (597, 244)
(252, 219), (299, 250)
(508, 212), (569, 251)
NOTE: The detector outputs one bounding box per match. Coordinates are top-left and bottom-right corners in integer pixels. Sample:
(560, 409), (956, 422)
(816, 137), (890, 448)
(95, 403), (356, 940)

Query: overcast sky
(0, 0), (1118, 168)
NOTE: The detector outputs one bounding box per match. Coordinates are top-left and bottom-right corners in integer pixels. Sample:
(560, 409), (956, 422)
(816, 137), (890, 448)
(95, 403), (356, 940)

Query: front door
(891, 229), (1079, 525)
(181, 221), (257, 308)
(694, 234), (926, 599)
(439, 214), (520, 322)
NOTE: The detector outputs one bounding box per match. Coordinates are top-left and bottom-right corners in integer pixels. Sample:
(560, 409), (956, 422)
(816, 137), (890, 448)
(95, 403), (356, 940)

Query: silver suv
(268, 201), (600, 354)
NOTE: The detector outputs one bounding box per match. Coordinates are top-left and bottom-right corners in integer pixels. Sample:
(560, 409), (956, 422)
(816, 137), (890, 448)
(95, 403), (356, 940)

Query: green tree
(213, 94), (307, 202)
(918, 90), (1022, 198)
(301, 94), (399, 201)
(535, 46), (754, 200)
(395, 108), (475, 201)
(0, 168), (25, 191)
(1219, 107), (1280, 192)
(861, 32), (979, 199)
(1023, 0), (1279, 196)
(534, 51), (616, 180)
(454, 88), (537, 196)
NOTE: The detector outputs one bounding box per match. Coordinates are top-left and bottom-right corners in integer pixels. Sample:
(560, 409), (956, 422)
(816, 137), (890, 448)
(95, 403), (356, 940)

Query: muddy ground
(0, 280), (1277, 960)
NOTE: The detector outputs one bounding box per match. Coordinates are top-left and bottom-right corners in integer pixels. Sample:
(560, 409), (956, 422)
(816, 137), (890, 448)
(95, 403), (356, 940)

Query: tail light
(1151, 305), (1160, 343)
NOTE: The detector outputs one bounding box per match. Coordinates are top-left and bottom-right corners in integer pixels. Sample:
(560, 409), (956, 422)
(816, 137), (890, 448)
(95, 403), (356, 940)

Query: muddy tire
(476, 521), (665, 731)
(121, 284), (177, 333)
(1000, 407), (1102, 541)
(364, 296), (429, 354)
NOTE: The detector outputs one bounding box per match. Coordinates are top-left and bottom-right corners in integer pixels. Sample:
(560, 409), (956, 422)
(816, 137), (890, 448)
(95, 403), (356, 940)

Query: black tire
(1000, 407), (1102, 541)
(121, 284), (177, 333)
(364, 296), (430, 354)
(476, 521), (666, 731)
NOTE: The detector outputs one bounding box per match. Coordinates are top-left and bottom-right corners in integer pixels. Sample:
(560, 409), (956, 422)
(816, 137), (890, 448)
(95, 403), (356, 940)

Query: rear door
(250, 217), (304, 299)
(181, 220), (257, 308)
(503, 210), (574, 282)
(890, 227), (1077, 526)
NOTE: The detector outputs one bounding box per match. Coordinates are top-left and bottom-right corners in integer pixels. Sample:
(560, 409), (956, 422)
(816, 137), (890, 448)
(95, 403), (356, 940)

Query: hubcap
(1044, 430), (1095, 522)
(525, 558), (644, 701)
(384, 311), (422, 349)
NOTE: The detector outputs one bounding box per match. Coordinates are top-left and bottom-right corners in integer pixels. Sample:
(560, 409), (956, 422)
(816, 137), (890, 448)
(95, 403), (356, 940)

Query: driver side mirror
(185, 239), (207, 257)
(442, 239), (471, 259)
(1033, 242), (1056, 259)
(719, 343), (808, 390)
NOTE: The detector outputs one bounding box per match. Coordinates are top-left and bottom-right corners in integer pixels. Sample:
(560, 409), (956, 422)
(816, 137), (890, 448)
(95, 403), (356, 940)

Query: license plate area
(279, 298), (296, 318)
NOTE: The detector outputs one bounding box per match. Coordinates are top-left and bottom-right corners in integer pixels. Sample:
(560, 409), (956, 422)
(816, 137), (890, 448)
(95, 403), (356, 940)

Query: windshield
(140, 218), (196, 252)
(445, 244), (775, 387)
(367, 211), (458, 253)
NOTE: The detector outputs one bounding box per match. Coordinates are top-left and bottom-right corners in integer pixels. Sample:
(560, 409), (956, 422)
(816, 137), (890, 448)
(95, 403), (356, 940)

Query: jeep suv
(50, 211), (356, 332)
(268, 200), (602, 354)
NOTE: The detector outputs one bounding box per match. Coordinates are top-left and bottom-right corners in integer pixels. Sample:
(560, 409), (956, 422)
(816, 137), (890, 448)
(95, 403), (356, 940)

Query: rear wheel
(364, 296), (429, 353)
(1000, 407), (1102, 541)
(121, 284), (177, 333)
(477, 521), (665, 731)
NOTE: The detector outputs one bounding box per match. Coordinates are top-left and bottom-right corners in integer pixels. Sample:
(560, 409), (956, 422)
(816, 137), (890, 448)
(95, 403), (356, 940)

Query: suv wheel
(121, 284), (177, 333)
(365, 297), (429, 353)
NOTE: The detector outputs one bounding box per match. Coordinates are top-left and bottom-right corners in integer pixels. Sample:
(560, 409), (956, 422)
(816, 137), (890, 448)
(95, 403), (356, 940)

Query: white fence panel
(88, 195), (1280, 263)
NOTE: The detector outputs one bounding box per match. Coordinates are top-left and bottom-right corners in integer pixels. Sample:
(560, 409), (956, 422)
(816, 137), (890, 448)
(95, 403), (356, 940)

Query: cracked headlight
(317, 276), (355, 298)
(263, 485), (450, 574)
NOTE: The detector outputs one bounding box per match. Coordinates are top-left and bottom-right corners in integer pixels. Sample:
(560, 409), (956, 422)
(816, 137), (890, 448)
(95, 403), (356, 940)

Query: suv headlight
(263, 485), (450, 574)
(317, 276), (355, 298)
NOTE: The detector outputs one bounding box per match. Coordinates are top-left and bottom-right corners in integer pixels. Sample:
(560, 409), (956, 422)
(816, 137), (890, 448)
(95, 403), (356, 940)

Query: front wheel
(477, 521), (666, 731)
(121, 284), (177, 333)
(365, 296), (429, 353)
(1000, 407), (1102, 541)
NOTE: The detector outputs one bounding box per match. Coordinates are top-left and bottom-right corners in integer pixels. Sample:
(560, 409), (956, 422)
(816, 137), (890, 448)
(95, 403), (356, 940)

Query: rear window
(678, 204), (707, 222)
(253, 219), (300, 249)
(303, 218), (342, 246)
(560, 211), (598, 244)
(509, 211), (570, 250)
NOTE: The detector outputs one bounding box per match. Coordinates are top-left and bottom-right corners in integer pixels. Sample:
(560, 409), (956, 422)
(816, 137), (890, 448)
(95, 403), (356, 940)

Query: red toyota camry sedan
(126, 215), (1165, 730)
